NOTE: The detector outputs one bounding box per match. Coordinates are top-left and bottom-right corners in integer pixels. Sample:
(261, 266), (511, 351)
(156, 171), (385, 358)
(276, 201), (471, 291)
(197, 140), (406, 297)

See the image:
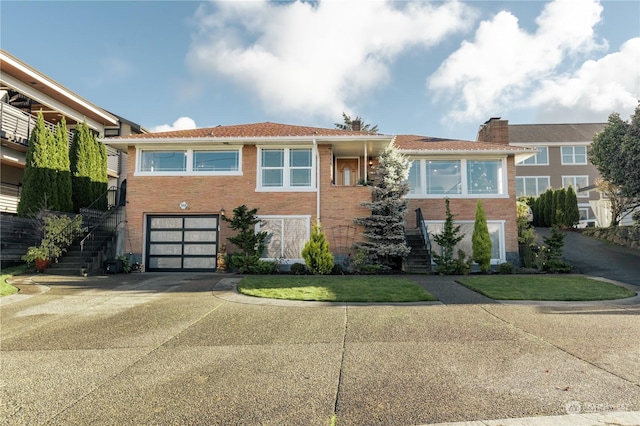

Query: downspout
(313, 137), (320, 225)
(364, 143), (368, 183)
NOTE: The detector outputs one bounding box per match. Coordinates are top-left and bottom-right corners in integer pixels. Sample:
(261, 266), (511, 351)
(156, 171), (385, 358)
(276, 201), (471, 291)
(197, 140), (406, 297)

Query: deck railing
(1, 101), (73, 145)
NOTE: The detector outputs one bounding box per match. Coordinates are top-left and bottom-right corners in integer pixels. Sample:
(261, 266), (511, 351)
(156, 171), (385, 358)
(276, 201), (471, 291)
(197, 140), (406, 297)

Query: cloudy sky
(2, 0), (639, 140)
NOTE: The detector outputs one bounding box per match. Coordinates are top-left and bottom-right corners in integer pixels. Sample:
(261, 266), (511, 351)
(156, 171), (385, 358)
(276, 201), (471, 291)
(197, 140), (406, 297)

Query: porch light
(220, 207), (226, 217)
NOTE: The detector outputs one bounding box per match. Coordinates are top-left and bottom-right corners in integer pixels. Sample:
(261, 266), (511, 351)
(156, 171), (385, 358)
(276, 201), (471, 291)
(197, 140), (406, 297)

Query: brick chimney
(352, 119), (361, 132)
(477, 117), (509, 145)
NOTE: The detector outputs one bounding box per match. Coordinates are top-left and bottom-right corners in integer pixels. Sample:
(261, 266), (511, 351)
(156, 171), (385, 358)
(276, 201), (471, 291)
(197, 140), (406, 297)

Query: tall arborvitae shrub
(543, 189), (553, 227)
(564, 185), (580, 228)
(92, 136), (109, 210)
(302, 223), (334, 275)
(52, 118), (73, 212)
(432, 198), (465, 275)
(17, 113), (55, 217)
(71, 121), (107, 211)
(352, 145), (411, 269)
(70, 121), (92, 211)
(222, 205), (268, 273)
(554, 188), (566, 227)
(472, 200), (492, 272)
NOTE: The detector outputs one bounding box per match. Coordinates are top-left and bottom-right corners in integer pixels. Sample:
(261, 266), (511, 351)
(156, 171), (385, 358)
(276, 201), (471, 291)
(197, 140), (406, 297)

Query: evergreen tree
(352, 145), (411, 269)
(432, 198), (465, 274)
(564, 185), (580, 227)
(543, 189), (553, 227)
(52, 118), (73, 212)
(70, 121), (96, 211)
(92, 135), (109, 209)
(222, 205), (268, 273)
(554, 188), (566, 227)
(17, 112), (55, 217)
(335, 112), (379, 134)
(472, 200), (492, 272)
(301, 223), (334, 275)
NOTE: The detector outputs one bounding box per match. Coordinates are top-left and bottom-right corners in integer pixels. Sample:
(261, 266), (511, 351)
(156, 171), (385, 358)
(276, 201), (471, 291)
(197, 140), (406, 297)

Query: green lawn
(457, 275), (636, 301)
(1, 264), (31, 297)
(238, 275), (437, 303)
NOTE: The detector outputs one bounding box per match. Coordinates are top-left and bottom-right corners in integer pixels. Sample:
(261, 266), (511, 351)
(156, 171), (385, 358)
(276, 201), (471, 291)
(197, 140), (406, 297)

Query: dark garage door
(146, 215), (219, 272)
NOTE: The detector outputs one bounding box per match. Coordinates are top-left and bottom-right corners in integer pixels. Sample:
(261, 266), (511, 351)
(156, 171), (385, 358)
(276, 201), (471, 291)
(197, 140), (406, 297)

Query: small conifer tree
(564, 185), (580, 227)
(472, 200), (492, 272)
(432, 198), (465, 274)
(222, 205), (268, 273)
(302, 223), (334, 275)
(554, 188), (566, 227)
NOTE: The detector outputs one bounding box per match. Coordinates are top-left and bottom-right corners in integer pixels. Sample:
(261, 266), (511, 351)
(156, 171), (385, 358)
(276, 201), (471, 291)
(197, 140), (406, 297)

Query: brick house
(104, 119), (534, 272)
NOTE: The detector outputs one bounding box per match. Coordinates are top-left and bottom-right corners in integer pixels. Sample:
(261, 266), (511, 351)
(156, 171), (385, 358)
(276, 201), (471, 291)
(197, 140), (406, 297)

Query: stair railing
(47, 186), (121, 265)
(77, 186), (122, 266)
(415, 208), (431, 254)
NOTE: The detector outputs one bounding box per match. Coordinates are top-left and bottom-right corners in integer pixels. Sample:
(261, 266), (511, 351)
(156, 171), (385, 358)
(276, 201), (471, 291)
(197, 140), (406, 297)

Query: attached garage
(146, 215), (219, 272)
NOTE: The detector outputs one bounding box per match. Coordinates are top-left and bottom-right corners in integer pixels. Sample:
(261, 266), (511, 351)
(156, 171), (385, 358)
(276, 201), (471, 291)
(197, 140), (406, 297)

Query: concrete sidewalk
(2, 273), (639, 425)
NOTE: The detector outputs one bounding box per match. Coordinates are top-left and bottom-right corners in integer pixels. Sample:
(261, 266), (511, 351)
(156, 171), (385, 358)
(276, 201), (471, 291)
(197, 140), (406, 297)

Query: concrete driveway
(537, 227), (640, 287)
(1, 272), (639, 426)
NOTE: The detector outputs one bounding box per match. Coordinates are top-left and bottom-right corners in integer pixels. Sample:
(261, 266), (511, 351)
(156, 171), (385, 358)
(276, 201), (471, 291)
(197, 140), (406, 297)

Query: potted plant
(22, 245), (51, 272)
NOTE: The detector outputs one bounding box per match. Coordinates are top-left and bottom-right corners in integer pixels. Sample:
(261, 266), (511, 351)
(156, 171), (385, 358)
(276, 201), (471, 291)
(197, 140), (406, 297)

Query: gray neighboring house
(508, 122), (606, 227)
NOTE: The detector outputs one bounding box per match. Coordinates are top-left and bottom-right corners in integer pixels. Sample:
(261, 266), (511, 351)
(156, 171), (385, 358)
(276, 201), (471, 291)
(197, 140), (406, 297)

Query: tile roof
(394, 135), (532, 152)
(508, 123), (606, 143)
(110, 122), (376, 139)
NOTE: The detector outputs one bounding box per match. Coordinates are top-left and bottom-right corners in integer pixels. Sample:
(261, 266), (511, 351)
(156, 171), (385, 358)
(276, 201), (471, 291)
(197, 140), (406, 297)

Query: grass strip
(238, 275), (437, 303)
(1, 264), (31, 297)
(456, 275), (636, 301)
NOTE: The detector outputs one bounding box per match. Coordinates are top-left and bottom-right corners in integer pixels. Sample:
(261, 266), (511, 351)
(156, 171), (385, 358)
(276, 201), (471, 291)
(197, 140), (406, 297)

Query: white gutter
(313, 137), (320, 225)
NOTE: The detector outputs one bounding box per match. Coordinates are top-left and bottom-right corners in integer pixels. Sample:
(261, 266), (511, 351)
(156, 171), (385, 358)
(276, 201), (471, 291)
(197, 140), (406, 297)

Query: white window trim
(560, 146), (588, 165)
(407, 157), (509, 199)
(256, 215), (311, 263)
(562, 175), (590, 198)
(135, 147), (243, 176)
(256, 146), (317, 192)
(425, 219), (506, 264)
(516, 176), (551, 197)
(516, 146), (549, 166)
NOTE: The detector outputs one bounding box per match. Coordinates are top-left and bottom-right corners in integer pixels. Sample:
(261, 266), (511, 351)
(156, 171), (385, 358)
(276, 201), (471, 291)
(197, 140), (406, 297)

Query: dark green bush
(290, 263), (307, 275)
(331, 264), (344, 275)
(498, 262), (514, 274)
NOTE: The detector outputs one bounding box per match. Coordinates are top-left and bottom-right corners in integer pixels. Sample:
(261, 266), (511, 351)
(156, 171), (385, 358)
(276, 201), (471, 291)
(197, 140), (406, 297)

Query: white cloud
(532, 37), (640, 120)
(428, 0), (615, 124)
(187, 0), (475, 120)
(151, 117), (197, 132)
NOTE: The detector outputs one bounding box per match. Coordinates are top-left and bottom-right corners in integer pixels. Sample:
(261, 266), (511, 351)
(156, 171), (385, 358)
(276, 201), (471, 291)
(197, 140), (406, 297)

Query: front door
(336, 158), (359, 186)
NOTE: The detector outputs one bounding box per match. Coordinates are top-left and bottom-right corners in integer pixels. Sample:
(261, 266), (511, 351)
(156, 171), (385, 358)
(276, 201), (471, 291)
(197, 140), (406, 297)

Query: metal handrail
(78, 205), (123, 265)
(415, 208), (431, 254)
(46, 186), (120, 263)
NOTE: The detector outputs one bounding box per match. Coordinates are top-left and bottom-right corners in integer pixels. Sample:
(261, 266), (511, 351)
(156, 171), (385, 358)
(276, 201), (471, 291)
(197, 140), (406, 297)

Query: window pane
(516, 178), (525, 197)
(283, 218), (307, 258)
(290, 169), (311, 186)
(194, 151), (238, 171)
(149, 257), (182, 268)
(184, 217), (217, 228)
(537, 177), (550, 194)
(183, 257), (216, 268)
(150, 218), (183, 228)
(184, 231), (217, 242)
(141, 151), (186, 172)
(262, 169), (283, 187)
(467, 160), (501, 194)
(149, 244), (182, 255)
(408, 161), (421, 194)
(537, 147), (548, 164)
(183, 244), (216, 255)
(427, 160), (461, 194)
(262, 149), (284, 167)
(290, 149), (311, 167)
(150, 231), (182, 242)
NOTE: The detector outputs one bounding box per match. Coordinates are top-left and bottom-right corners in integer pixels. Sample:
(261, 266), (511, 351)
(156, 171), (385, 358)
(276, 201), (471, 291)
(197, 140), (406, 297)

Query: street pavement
(1, 271), (639, 426)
